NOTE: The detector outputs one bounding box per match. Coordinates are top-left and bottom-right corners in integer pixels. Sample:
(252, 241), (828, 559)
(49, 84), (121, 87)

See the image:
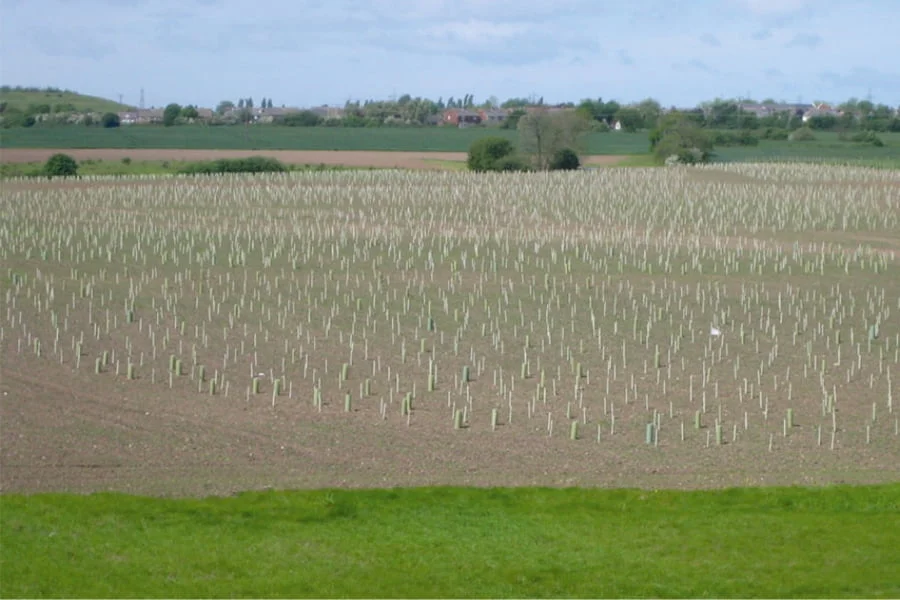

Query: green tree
(518, 109), (589, 170)
(181, 105), (199, 120)
(649, 112), (714, 164)
(216, 101), (234, 115)
(163, 103), (182, 126)
(613, 107), (642, 132)
(635, 98), (662, 129)
(100, 112), (120, 128)
(44, 153), (78, 177)
(282, 111), (322, 126)
(549, 147), (580, 170)
(467, 136), (516, 172)
(500, 108), (526, 130)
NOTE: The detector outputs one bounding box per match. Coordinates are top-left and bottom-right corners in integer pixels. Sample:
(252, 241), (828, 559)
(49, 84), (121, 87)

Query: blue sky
(1, 0), (898, 110)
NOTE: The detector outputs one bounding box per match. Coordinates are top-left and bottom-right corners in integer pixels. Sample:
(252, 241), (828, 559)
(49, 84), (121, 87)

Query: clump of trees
(517, 109), (587, 170)
(650, 112), (714, 164)
(466, 137), (530, 172)
(101, 112), (120, 128)
(282, 111), (323, 127)
(44, 153), (78, 177)
(467, 110), (586, 172)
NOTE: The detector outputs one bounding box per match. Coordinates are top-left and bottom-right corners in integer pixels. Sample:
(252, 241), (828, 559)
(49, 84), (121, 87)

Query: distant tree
(237, 108), (253, 124)
(247, 97), (254, 108)
(635, 98), (662, 128)
(649, 112), (713, 164)
(267, 98), (274, 109)
(82, 114), (94, 127)
(501, 97), (530, 109)
(518, 109), (589, 170)
(467, 136), (516, 172)
(100, 112), (120, 128)
(237, 99), (245, 109)
(181, 105), (199, 120)
(500, 108), (526, 130)
(44, 153), (78, 177)
(806, 114), (838, 130)
(27, 103), (51, 115)
(0, 101), (7, 113)
(282, 111), (322, 126)
(613, 107), (642, 132)
(216, 100), (234, 115)
(549, 147), (580, 170)
(163, 103), (182, 126)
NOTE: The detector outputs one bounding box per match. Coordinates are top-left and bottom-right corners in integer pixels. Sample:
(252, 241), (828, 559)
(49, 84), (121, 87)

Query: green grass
(2, 485), (898, 598)
(0, 89), (131, 114)
(713, 132), (900, 163)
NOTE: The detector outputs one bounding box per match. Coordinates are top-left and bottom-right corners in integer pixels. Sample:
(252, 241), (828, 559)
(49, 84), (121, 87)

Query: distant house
(736, 103), (809, 122)
(443, 109), (482, 127)
(802, 103), (841, 122)
(307, 105), (344, 120)
(477, 108), (508, 125)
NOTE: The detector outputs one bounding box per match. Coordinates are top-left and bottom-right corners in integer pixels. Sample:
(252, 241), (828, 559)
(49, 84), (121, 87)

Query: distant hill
(0, 86), (133, 113)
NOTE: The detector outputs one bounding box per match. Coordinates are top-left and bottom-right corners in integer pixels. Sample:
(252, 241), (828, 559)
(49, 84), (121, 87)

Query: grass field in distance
(0, 89), (132, 114)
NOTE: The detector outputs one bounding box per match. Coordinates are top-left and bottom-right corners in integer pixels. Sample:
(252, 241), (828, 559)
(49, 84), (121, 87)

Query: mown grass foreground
(2, 485), (898, 598)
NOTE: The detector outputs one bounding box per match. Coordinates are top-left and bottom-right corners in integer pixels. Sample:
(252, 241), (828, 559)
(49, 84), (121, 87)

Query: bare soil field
(0, 148), (627, 169)
(2, 166), (898, 497)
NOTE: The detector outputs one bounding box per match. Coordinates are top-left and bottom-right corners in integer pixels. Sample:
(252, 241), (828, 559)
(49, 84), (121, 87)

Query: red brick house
(443, 109), (482, 127)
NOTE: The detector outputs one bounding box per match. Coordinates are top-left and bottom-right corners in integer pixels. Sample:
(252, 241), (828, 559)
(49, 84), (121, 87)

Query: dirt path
(0, 148), (628, 169)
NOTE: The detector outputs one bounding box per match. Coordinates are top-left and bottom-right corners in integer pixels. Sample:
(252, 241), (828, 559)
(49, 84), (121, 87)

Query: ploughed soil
(3, 350), (897, 498)
(2, 169), (898, 498)
(0, 148), (627, 169)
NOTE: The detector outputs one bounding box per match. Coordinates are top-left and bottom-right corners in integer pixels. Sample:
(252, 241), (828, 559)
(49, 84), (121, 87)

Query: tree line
(2, 88), (899, 132)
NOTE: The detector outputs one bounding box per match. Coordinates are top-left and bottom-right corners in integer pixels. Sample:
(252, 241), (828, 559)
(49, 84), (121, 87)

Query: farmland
(2, 164), (898, 493)
(2, 125), (900, 163)
(2, 164), (899, 596)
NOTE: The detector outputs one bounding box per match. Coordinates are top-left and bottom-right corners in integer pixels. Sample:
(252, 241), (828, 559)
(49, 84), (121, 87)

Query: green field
(2, 485), (898, 598)
(3, 126), (900, 163)
(0, 89), (131, 114)
(0, 126), (648, 154)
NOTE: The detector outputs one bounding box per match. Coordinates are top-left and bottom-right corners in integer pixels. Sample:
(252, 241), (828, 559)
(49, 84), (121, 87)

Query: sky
(1, 0), (898, 110)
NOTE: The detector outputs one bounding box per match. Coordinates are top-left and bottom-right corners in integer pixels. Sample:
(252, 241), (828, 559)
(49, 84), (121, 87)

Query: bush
(179, 156), (287, 175)
(761, 127), (789, 141)
(549, 148), (580, 170)
(282, 111), (323, 127)
(649, 113), (714, 165)
(710, 130), (758, 146)
(494, 155), (532, 172)
(789, 127), (816, 142)
(467, 136), (515, 172)
(122, 157), (132, 165)
(101, 112), (120, 128)
(849, 131), (884, 147)
(44, 153), (78, 177)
